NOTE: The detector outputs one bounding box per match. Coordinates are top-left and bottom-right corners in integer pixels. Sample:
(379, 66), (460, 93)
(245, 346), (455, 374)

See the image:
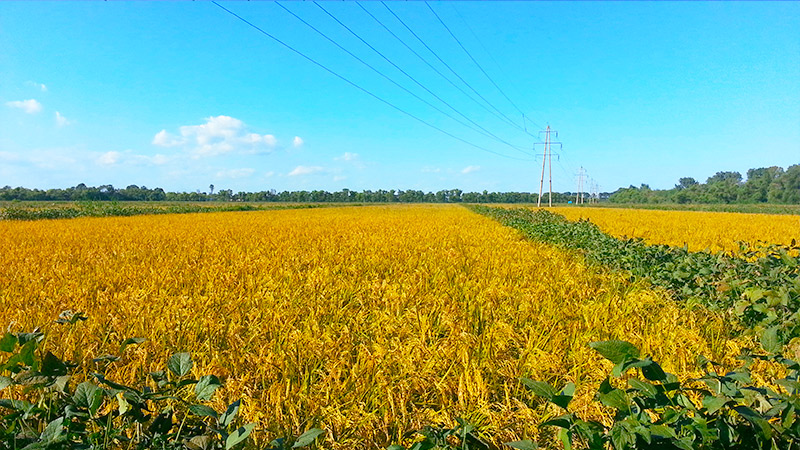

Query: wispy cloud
(421, 166), (441, 173)
(292, 136), (304, 148)
(25, 81), (47, 92)
(6, 99), (42, 114)
(461, 165), (481, 174)
(216, 168), (256, 179)
(335, 152), (359, 161)
(97, 151), (121, 166)
(55, 111), (72, 127)
(152, 115), (281, 157)
(288, 165), (324, 176)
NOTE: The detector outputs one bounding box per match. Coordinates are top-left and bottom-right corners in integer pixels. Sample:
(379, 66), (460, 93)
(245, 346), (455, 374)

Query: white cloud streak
(55, 111), (72, 127)
(288, 165), (324, 176)
(292, 136), (304, 148)
(6, 99), (42, 114)
(461, 165), (481, 174)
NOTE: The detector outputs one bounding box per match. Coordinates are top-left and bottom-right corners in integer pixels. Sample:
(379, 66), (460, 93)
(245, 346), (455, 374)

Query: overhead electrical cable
(448, 2), (546, 132)
(424, 2), (535, 136)
(362, 3), (535, 145)
(273, 2), (526, 155)
(315, 2), (532, 156)
(382, 2), (534, 137)
(212, 1), (533, 161)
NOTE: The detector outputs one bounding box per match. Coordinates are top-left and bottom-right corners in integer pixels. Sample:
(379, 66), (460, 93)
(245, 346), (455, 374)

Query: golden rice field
(549, 206), (800, 253)
(0, 205), (740, 448)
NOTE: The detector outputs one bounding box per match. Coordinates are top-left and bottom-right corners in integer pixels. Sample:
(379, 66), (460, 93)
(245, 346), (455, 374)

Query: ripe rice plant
(0, 205), (734, 448)
(548, 206), (799, 253)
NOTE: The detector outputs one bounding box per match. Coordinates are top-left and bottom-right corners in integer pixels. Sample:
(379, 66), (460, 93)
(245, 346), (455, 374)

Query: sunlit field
(0, 205), (733, 448)
(549, 206), (799, 253)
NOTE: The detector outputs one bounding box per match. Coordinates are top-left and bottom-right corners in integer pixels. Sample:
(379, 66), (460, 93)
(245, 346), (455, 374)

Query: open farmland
(548, 206), (800, 253)
(0, 205), (735, 448)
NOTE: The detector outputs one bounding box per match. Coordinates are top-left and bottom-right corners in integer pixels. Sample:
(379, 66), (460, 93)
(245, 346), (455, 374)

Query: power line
(212, 1), (533, 162)
(314, 2), (532, 156)
(448, 2), (546, 133)
(276, 2), (531, 157)
(383, 2), (534, 137)
(426, 2), (529, 130)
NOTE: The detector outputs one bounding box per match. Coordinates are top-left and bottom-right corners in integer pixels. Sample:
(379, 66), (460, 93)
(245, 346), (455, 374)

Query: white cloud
(422, 166), (441, 173)
(97, 151), (121, 166)
(26, 81), (47, 92)
(292, 136), (304, 148)
(216, 168), (256, 179)
(461, 165), (481, 174)
(288, 165), (324, 176)
(55, 111), (72, 127)
(151, 154), (169, 165)
(335, 152), (359, 161)
(152, 129), (184, 147)
(333, 175), (347, 182)
(264, 171), (275, 178)
(6, 99), (42, 114)
(153, 116), (280, 157)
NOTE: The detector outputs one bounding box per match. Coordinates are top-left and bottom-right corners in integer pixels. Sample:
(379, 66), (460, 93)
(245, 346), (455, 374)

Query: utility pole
(576, 167), (587, 204)
(534, 125), (562, 208)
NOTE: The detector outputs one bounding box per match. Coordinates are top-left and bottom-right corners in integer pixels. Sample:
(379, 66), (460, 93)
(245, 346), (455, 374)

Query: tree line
(608, 164), (800, 204)
(0, 183), (605, 204)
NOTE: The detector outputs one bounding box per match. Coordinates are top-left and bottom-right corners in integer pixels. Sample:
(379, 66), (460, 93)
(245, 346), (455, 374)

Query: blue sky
(1, 1), (798, 194)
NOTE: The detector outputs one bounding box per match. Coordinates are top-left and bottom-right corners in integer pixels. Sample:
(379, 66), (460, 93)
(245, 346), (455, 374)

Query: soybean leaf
(761, 327), (782, 354)
(40, 352), (67, 376)
(590, 340), (640, 364)
(0, 333), (16, 352)
(189, 404), (219, 419)
(629, 379), (658, 399)
(599, 389), (629, 411)
(219, 400), (240, 428)
(703, 395), (730, 415)
(292, 428), (325, 448)
(73, 381), (103, 416)
(641, 360), (667, 382)
(552, 382), (575, 410)
(195, 375), (222, 401)
(168, 352), (193, 377)
(0, 376), (12, 391)
(40, 417), (64, 443)
(187, 436), (214, 450)
(226, 423), (255, 450)
(521, 378), (556, 400)
(119, 337), (146, 354)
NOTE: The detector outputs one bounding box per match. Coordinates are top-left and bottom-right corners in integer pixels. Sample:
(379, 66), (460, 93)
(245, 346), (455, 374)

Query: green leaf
(649, 424), (677, 439)
(226, 424), (255, 449)
(40, 417), (64, 443)
(0, 333), (17, 352)
(734, 406), (773, 440)
(40, 352), (67, 376)
(73, 381), (104, 416)
(590, 340), (640, 364)
(551, 383), (575, 410)
(641, 360), (667, 381)
(761, 327), (783, 354)
(292, 428), (325, 448)
(542, 414), (572, 429)
(599, 389), (629, 411)
(119, 337), (146, 354)
(629, 379), (657, 398)
(4, 340), (36, 369)
(187, 436), (214, 450)
(703, 395), (730, 415)
(0, 376), (12, 391)
(219, 400), (240, 428)
(505, 440), (538, 450)
(189, 404), (219, 419)
(168, 352), (193, 377)
(386, 446), (406, 450)
(195, 374), (222, 401)
(521, 378), (556, 400)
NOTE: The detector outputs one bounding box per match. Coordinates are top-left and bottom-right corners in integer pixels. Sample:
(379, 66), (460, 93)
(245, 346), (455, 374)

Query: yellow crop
(0, 205), (733, 448)
(550, 206), (799, 253)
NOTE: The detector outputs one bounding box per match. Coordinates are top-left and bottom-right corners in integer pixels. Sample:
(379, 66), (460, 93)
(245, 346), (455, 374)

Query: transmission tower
(534, 125), (562, 207)
(576, 166), (587, 204)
